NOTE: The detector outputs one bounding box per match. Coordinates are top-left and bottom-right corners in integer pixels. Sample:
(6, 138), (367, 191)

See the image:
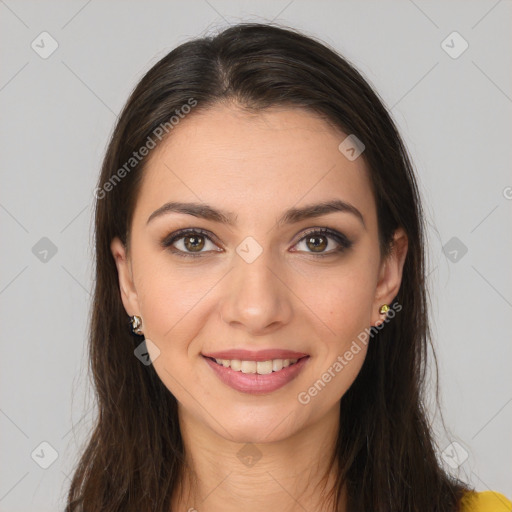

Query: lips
(201, 348), (311, 394)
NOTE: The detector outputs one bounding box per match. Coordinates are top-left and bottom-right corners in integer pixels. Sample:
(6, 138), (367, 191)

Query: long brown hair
(65, 22), (473, 511)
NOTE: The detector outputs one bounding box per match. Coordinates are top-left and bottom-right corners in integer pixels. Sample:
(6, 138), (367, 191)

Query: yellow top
(460, 491), (512, 511)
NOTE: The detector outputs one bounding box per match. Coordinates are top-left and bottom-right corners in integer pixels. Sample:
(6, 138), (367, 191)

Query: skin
(111, 103), (408, 512)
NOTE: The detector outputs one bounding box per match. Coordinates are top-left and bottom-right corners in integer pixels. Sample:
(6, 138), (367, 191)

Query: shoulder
(460, 490), (512, 512)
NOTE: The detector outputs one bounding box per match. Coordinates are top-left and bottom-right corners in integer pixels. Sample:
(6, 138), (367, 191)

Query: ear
(371, 227), (408, 326)
(110, 236), (141, 317)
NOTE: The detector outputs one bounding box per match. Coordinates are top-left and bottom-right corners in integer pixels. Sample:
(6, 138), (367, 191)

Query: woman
(65, 23), (511, 511)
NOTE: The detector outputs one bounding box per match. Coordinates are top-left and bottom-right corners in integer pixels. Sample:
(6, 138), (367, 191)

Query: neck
(171, 403), (346, 512)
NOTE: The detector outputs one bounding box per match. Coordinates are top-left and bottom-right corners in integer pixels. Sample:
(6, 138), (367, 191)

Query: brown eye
(183, 234), (205, 252)
(305, 234), (328, 252)
(293, 228), (353, 257)
(161, 229), (221, 257)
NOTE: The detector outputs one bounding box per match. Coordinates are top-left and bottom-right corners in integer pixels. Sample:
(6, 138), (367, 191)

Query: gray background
(1, 1), (511, 510)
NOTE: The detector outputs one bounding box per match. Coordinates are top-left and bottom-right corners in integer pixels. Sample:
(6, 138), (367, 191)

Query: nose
(219, 247), (294, 335)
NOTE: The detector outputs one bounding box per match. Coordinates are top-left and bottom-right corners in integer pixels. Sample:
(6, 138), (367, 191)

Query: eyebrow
(146, 199), (366, 229)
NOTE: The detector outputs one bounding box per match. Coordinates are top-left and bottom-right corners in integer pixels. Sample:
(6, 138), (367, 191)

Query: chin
(209, 409), (302, 444)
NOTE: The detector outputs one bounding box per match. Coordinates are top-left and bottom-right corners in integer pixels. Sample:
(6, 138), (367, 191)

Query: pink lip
(203, 355), (310, 394)
(202, 349), (309, 361)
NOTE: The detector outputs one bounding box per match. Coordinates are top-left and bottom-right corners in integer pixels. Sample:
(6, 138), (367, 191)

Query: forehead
(134, 104), (375, 228)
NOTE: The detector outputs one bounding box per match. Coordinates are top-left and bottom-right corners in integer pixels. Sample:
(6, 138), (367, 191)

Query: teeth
(272, 359), (283, 372)
(257, 360), (273, 375)
(212, 357), (300, 374)
(241, 361), (256, 374)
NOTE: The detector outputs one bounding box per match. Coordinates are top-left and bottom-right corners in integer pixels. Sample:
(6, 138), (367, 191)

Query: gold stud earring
(379, 304), (390, 314)
(130, 315), (143, 335)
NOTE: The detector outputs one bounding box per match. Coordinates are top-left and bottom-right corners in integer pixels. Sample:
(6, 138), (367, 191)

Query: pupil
(308, 235), (326, 252)
(185, 235), (204, 251)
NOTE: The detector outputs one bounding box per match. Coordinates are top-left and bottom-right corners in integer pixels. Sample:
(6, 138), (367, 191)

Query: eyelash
(161, 227), (353, 259)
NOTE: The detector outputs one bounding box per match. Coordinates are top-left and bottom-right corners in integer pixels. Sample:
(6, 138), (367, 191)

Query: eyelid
(291, 227), (353, 255)
(161, 227), (222, 249)
(293, 226), (351, 246)
(161, 226), (352, 257)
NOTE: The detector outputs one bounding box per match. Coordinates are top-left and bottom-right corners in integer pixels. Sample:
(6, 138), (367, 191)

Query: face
(111, 103), (407, 443)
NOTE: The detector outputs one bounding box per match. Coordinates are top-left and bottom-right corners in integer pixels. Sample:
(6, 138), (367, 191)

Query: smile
(208, 357), (302, 374)
(202, 355), (310, 394)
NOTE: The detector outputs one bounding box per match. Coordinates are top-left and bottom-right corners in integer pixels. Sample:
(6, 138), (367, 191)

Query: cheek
(299, 275), (373, 409)
(131, 249), (201, 345)
(309, 263), (377, 346)
(133, 257), (214, 400)
(329, 280), (374, 333)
